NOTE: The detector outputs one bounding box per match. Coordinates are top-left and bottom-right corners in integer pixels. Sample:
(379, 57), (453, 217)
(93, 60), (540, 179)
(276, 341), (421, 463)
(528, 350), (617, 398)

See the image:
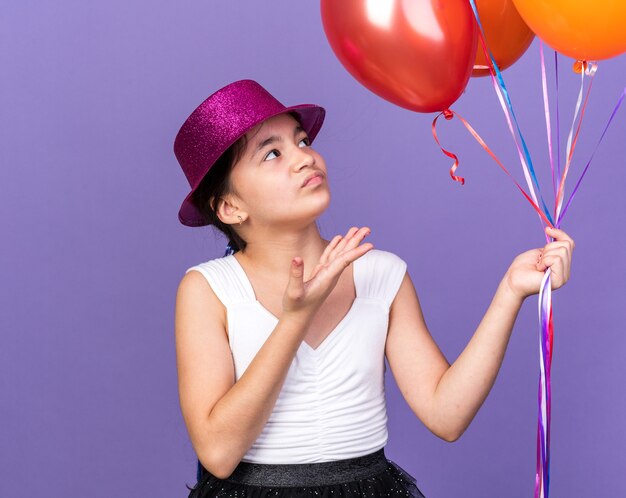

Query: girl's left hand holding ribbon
(504, 226), (575, 300)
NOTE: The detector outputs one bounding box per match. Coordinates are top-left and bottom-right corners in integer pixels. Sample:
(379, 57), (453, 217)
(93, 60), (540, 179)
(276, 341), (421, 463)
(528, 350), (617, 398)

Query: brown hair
(191, 134), (249, 254)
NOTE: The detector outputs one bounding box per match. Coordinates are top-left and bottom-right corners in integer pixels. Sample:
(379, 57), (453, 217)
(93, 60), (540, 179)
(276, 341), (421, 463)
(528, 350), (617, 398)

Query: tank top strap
(184, 255), (255, 308)
(357, 249), (407, 309)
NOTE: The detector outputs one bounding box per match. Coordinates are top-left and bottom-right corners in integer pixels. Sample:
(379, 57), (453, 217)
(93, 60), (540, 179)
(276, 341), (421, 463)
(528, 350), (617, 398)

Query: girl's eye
(263, 149), (280, 161)
(263, 137), (309, 161)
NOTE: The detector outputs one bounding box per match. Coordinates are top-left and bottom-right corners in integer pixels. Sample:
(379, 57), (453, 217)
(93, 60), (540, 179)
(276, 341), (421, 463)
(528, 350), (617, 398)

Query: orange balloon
(511, 0), (626, 61)
(472, 0), (534, 77)
(321, 0), (478, 113)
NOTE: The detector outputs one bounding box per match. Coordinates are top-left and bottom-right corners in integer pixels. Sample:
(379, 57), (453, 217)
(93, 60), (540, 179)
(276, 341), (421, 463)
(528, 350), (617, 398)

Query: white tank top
(185, 248), (407, 464)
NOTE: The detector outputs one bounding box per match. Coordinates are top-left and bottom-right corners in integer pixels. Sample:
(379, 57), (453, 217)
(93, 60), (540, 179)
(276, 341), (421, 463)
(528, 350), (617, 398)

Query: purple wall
(2, 1), (625, 496)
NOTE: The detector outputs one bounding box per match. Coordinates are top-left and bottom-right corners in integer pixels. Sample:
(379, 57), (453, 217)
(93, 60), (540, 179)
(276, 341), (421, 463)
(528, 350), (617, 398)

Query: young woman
(173, 79), (574, 497)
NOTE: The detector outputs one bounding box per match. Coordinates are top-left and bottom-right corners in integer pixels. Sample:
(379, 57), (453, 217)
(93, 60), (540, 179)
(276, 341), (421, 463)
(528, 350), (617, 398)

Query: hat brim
(178, 103), (326, 227)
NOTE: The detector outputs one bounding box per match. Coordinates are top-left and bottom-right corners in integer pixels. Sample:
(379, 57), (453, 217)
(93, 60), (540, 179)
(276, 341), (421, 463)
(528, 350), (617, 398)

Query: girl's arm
(385, 226), (574, 441)
(176, 227), (373, 478)
(175, 270), (315, 479)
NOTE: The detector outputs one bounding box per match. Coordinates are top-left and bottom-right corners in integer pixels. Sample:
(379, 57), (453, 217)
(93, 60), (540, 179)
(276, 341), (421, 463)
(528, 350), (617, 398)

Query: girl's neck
(234, 223), (329, 281)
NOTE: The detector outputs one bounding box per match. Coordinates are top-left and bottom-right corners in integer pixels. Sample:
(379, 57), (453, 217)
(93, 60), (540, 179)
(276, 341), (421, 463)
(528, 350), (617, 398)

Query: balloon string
(486, 61), (543, 226)
(468, 0), (554, 227)
(555, 63), (596, 222)
(558, 87), (626, 225)
(431, 111), (465, 185)
(535, 389), (542, 498)
(476, 20), (552, 229)
(555, 51), (562, 204)
(539, 42), (556, 202)
(431, 110), (554, 229)
(536, 267), (553, 498)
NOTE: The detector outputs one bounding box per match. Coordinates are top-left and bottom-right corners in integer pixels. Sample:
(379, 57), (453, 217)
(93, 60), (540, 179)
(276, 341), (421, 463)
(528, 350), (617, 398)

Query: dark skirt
(186, 447), (425, 497)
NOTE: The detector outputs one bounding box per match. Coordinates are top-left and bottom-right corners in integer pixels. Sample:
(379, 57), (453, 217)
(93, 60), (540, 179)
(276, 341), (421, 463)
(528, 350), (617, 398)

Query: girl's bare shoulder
(176, 267), (227, 334)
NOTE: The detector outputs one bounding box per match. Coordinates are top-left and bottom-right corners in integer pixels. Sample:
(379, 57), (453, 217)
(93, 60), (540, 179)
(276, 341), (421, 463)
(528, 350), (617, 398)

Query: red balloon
(321, 0), (478, 113)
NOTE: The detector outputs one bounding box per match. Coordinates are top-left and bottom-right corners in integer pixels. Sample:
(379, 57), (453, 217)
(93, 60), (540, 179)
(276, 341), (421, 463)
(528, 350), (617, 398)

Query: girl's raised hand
(282, 227), (373, 319)
(504, 226), (575, 300)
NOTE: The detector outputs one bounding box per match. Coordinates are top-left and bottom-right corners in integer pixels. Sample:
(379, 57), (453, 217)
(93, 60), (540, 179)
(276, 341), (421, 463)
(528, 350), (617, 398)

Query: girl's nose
(292, 144), (315, 170)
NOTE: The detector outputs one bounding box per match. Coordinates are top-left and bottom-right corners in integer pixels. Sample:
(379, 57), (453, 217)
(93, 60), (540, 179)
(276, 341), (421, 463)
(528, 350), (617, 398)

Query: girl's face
(227, 113), (330, 228)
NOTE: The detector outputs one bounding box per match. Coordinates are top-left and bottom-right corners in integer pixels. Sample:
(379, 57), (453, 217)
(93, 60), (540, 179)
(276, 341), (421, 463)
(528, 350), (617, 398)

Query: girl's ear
(213, 194), (246, 226)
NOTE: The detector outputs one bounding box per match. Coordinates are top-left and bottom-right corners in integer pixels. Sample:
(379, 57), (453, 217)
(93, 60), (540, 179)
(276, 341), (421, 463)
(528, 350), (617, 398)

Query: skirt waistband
(225, 448), (389, 487)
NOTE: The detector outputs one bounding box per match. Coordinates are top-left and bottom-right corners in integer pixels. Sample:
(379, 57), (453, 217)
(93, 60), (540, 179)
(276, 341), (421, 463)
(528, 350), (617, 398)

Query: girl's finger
(343, 226), (360, 241)
(541, 242), (572, 262)
(341, 227), (371, 254)
(537, 254), (566, 281)
(328, 226), (359, 259)
(543, 248), (571, 278)
(286, 257), (305, 300)
(550, 248), (571, 278)
(319, 235), (343, 265)
(537, 253), (555, 270)
(328, 242), (374, 276)
(545, 226), (575, 249)
(314, 228), (371, 280)
(308, 262), (326, 281)
(544, 263), (564, 288)
(542, 241), (571, 253)
(541, 244), (571, 264)
(343, 227), (371, 250)
(329, 226), (366, 260)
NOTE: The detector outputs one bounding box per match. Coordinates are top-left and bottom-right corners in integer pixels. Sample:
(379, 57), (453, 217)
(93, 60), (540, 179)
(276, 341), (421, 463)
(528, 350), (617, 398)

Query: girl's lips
(302, 173), (324, 187)
(302, 175), (324, 187)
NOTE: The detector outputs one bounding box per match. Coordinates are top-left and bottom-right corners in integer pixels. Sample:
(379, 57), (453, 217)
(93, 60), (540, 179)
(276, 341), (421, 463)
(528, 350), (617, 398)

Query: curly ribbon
(432, 110), (555, 229)
(468, 0), (554, 228)
(431, 109), (466, 184)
